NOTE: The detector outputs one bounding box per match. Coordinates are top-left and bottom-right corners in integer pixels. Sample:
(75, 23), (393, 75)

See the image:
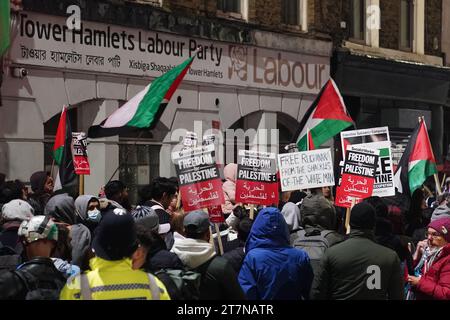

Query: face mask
(87, 209), (101, 223)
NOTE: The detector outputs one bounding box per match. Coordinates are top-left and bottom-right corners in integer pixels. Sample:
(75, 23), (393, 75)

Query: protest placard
(172, 144), (225, 212)
(235, 150), (279, 206)
(277, 148), (334, 192)
(71, 132), (90, 175)
(207, 205), (225, 223)
(341, 127), (395, 197)
(335, 145), (379, 208)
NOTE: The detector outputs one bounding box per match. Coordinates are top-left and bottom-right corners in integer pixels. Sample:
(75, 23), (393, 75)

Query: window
(350, 0), (365, 41)
(400, 0), (413, 50)
(282, 0), (300, 25)
(119, 143), (161, 205)
(281, 0), (307, 30)
(217, 0), (240, 13)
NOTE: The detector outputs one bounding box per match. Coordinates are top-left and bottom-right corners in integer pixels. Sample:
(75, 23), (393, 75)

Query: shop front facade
(0, 5), (332, 202)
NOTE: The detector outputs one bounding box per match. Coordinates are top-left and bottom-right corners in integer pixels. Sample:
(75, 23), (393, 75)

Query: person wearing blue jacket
(238, 207), (314, 300)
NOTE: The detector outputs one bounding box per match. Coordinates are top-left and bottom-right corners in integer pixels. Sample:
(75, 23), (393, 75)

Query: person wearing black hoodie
(132, 206), (183, 272)
(365, 196), (413, 274)
(222, 217), (253, 274)
(27, 171), (54, 216)
(44, 194), (92, 270)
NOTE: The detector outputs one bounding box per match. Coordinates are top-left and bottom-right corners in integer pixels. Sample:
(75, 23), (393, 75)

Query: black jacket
(0, 257), (66, 300)
(311, 229), (404, 300)
(144, 236), (184, 272)
(222, 244), (245, 274)
(194, 256), (246, 300)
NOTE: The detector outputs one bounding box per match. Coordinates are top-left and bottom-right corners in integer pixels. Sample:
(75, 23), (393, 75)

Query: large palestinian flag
(0, 0), (10, 56)
(88, 55), (195, 138)
(292, 79), (354, 151)
(394, 118), (437, 196)
(52, 106), (77, 191)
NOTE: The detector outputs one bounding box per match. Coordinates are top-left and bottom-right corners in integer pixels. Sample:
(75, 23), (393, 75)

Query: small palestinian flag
(0, 0), (10, 56)
(394, 118), (437, 196)
(52, 106), (76, 191)
(292, 79), (354, 151)
(88, 54), (195, 138)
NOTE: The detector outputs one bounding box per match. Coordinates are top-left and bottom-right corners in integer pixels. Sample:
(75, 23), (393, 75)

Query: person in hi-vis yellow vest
(60, 207), (170, 300)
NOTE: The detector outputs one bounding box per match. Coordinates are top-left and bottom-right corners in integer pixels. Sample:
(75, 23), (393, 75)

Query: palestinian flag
(394, 118), (437, 196)
(307, 128), (314, 150)
(88, 54), (195, 138)
(52, 106), (76, 191)
(292, 79), (354, 151)
(0, 0), (10, 56)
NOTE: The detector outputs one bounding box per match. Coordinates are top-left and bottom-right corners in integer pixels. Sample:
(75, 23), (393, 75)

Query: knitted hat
(350, 202), (376, 230)
(428, 217), (450, 242)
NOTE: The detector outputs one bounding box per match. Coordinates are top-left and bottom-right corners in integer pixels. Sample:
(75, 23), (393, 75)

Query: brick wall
(252, 0), (282, 26)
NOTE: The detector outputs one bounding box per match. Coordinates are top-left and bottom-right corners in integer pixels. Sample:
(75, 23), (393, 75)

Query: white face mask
(87, 209), (101, 223)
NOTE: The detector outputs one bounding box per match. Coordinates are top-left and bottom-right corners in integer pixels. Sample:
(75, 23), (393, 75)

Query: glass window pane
(282, 0), (299, 25)
(400, 0), (411, 48)
(351, 0), (364, 40)
(218, 0), (240, 13)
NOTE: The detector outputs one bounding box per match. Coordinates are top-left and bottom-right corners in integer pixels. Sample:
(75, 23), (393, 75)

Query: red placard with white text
(172, 144), (225, 212)
(72, 132), (90, 175)
(335, 146), (379, 208)
(335, 174), (374, 208)
(208, 205), (225, 223)
(235, 150), (279, 206)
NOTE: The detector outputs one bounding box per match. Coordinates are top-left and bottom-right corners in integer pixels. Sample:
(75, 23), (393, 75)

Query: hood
(70, 223), (92, 267)
(431, 204), (450, 222)
(281, 202), (301, 231)
(75, 195), (98, 221)
(30, 171), (48, 193)
(170, 237), (216, 269)
(223, 163), (237, 182)
(300, 194), (336, 229)
(245, 207), (290, 253)
(44, 193), (76, 225)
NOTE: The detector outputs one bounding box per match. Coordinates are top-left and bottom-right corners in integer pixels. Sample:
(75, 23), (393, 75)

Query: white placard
(278, 148), (335, 192)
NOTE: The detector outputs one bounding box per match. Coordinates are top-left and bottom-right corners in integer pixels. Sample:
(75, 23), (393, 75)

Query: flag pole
(441, 174), (447, 189)
(345, 198), (356, 234)
(434, 174), (442, 195)
(79, 174), (84, 195)
(419, 116), (442, 196)
(306, 127), (310, 151)
(50, 159), (55, 180)
(249, 204), (255, 220)
(214, 223), (224, 256)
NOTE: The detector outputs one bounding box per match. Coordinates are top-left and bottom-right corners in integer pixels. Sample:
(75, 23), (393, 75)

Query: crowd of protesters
(0, 167), (449, 300)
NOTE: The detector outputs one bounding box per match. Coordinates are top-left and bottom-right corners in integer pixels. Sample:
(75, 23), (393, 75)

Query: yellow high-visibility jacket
(60, 257), (170, 300)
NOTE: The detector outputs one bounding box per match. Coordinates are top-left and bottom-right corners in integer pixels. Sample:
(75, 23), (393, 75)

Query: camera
(12, 67), (28, 78)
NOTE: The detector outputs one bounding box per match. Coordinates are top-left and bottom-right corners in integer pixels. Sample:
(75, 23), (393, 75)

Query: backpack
(154, 268), (202, 300)
(292, 228), (334, 275)
(0, 242), (22, 273)
(13, 270), (61, 300)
